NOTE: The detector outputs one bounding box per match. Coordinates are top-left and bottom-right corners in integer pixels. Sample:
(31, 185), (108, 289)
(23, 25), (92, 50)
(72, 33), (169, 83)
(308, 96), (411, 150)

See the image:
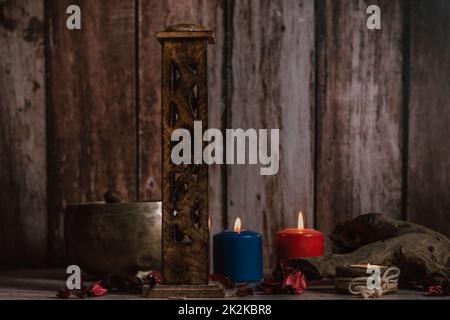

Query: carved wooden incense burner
(144, 24), (224, 298)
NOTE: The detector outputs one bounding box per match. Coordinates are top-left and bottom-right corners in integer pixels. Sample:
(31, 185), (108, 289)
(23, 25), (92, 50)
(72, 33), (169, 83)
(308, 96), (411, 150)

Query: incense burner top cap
(157, 24), (215, 44)
(166, 24), (208, 32)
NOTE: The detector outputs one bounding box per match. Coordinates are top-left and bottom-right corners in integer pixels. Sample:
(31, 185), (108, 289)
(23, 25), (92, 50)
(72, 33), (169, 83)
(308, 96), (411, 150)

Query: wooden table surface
(0, 269), (448, 300)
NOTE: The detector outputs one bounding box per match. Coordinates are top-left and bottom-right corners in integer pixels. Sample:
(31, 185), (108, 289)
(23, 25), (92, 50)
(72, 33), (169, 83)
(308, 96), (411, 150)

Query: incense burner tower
(157, 24), (215, 285)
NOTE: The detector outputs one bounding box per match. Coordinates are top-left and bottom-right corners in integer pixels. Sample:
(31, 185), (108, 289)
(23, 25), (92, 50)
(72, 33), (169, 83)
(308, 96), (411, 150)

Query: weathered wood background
(1, 0), (449, 272)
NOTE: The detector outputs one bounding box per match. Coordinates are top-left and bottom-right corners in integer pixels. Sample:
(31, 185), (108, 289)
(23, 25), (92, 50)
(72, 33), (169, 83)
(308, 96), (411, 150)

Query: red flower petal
(146, 271), (162, 288)
(282, 270), (307, 294)
(258, 264), (307, 295)
(89, 282), (108, 297)
(427, 285), (443, 296)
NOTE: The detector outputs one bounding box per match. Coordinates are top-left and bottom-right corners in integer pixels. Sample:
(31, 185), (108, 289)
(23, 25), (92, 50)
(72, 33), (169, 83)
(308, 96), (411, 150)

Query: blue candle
(213, 219), (263, 282)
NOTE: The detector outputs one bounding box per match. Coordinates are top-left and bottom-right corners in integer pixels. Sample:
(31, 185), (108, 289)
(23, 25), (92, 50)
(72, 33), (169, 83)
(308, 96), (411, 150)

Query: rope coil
(346, 266), (400, 299)
(335, 267), (400, 299)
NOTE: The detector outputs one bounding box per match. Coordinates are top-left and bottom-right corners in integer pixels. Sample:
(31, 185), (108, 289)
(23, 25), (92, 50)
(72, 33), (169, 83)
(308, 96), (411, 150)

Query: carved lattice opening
(170, 63), (181, 93)
(189, 165), (199, 183)
(187, 62), (197, 75)
(192, 199), (201, 231)
(188, 84), (199, 118)
(170, 171), (188, 203)
(173, 224), (193, 244)
(169, 101), (180, 127)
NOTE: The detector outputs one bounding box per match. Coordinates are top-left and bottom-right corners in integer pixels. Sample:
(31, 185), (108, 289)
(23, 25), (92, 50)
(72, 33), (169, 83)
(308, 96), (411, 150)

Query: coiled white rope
(347, 267), (401, 299)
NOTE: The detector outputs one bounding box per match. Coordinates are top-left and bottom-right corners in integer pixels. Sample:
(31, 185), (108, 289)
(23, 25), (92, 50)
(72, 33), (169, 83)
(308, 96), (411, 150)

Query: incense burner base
(142, 283), (225, 299)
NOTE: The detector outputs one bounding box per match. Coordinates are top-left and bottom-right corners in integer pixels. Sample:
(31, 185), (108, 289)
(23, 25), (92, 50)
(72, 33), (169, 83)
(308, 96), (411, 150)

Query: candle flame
(297, 211), (304, 229)
(208, 216), (211, 230)
(234, 218), (241, 233)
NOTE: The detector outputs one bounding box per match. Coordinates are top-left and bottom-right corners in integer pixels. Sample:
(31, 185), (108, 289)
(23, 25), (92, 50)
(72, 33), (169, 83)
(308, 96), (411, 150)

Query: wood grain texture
(47, 0), (136, 263)
(159, 36), (210, 285)
(315, 0), (403, 237)
(0, 0), (46, 267)
(227, 0), (315, 272)
(138, 0), (225, 239)
(407, 0), (450, 238)
(1, 269), (446, 300)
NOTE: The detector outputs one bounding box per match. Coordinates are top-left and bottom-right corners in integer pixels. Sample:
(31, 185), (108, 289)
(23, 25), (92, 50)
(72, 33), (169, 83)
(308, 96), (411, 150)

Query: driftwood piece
(291, 214), (450, 284)
(330, 213), (443, 253)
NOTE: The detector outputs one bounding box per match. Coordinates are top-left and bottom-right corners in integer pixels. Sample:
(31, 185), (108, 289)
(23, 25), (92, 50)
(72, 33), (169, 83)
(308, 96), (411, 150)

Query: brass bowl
(65, 201), (162, 276)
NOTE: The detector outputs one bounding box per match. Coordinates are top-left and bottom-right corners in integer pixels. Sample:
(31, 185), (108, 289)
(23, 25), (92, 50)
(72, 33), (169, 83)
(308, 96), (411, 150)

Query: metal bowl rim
(67, 201), (161, 206)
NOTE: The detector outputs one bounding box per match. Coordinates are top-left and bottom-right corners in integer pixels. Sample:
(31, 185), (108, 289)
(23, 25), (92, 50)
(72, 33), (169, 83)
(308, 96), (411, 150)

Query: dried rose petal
(209, 274), (235, 289)
(74, 290), (87, 299)
(258, 277), (282, 295)
(146, 271), (162, 288)
(258, 263), (307, 295)
(282, 270), (307, 294)
(236, 285), (254, 297)
(427, 285), (443, 296)
(56, 288), (71, 299)
(88, 282), (108, 297)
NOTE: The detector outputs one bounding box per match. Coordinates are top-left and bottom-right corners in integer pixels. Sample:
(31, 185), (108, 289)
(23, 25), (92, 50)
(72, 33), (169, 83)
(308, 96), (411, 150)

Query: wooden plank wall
(0, 0), (450, 268)
(47, 0), (137, 262)
(407, 0), (450, 237)
(315, 0), (404, 237)
(0, 0), (47, 267)
(227, 0), (315, 271)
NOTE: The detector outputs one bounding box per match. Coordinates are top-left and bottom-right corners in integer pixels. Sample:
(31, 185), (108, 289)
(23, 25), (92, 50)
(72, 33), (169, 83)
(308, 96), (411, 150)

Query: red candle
(277, 212), (324, 262)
